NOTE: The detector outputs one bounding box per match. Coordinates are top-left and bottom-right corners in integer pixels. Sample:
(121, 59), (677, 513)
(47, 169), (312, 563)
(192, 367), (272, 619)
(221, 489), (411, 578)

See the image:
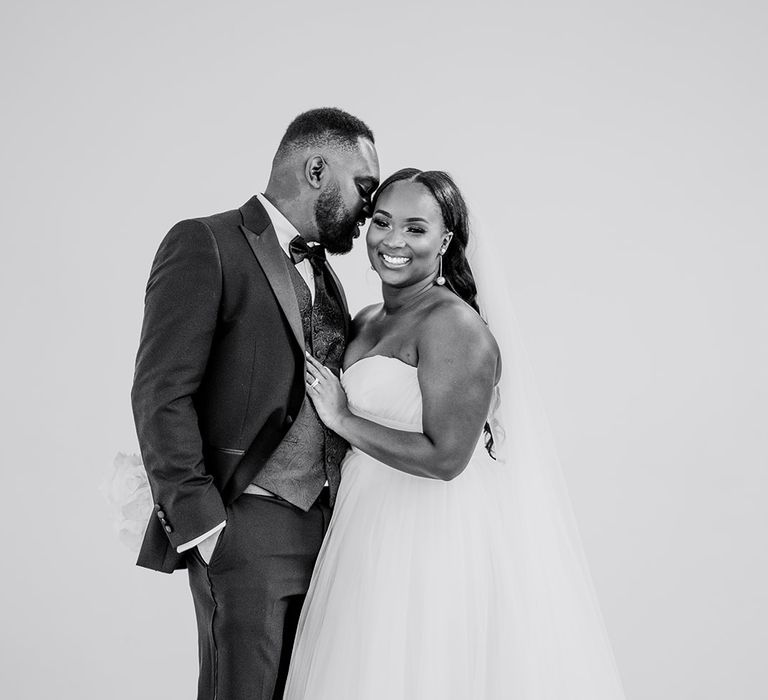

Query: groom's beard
(315, 182), (359, 255)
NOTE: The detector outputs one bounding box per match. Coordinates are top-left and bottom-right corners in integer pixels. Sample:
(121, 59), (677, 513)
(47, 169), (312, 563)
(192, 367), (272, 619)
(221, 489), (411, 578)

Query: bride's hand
(305, 352), (350, 433)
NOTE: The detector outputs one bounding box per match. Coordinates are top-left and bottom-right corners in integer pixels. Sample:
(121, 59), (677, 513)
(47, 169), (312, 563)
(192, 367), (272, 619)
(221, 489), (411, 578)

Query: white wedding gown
(285, 353), (625, 699)
(285, 354), (520, 699)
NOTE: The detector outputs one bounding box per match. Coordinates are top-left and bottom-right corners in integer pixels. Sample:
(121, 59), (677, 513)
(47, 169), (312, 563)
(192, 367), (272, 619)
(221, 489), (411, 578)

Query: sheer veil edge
(471, 234), (626, 698)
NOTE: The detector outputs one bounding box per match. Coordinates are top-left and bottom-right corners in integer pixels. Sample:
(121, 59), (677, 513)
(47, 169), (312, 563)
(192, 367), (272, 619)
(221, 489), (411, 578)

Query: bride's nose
(383, 227), (406, 249)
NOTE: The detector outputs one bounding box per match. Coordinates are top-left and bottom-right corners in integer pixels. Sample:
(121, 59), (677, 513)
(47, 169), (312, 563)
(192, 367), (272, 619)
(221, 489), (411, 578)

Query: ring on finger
(310, 377), (320, 388)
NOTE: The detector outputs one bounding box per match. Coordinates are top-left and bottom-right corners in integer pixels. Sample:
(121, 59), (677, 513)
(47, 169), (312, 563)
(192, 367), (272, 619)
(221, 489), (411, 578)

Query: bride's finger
(305, 352), (329, 374)
(306, 353), (338, 385)
(306, 368), (324, 385)
(305, 351), (319, 366)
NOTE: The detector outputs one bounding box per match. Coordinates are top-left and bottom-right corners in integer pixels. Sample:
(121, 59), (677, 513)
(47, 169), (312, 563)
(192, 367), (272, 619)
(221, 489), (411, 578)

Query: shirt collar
(256, 193), (304, 256)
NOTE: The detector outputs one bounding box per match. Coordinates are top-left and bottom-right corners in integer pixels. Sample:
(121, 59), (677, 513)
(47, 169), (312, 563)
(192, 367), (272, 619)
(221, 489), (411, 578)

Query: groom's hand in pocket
(197, 528), (221, 565)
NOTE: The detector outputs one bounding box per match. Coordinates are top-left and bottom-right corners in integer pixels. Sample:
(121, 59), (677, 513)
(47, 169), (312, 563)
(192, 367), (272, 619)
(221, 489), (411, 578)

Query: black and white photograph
(2, 1), (766, 699)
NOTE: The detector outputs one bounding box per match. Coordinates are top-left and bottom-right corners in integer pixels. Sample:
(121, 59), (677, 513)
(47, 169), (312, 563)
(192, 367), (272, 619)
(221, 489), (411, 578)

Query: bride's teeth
(382, 254), (410, 266)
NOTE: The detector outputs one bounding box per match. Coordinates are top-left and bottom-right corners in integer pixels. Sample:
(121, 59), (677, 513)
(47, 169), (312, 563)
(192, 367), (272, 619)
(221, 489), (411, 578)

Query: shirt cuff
(176, 521), (226, 553)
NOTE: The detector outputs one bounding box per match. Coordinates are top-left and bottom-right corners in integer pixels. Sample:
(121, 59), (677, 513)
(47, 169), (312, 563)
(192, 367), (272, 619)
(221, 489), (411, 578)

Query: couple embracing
(132, 108), (625, 699)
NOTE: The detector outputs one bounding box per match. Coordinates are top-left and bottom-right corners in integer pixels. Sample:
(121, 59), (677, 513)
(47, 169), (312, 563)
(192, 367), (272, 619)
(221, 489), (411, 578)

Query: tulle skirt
(284, 443), (518, 699)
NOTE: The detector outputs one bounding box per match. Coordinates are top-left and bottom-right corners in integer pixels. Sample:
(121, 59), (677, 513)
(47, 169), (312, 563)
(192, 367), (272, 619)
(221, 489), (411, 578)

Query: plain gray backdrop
(1, 1), (766, 698)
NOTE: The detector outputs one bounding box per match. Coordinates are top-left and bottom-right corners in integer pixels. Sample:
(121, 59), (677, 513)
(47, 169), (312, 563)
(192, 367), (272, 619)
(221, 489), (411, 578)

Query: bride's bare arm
(306, 302), (499, 480)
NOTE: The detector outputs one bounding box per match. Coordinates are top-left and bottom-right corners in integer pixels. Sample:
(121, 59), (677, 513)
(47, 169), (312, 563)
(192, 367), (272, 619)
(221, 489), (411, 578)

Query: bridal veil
(471, 234), (626, 699)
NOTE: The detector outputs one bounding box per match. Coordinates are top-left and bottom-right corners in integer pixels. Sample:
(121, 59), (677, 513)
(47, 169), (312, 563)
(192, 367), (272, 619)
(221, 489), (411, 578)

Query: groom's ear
(305, 155), (326, 189)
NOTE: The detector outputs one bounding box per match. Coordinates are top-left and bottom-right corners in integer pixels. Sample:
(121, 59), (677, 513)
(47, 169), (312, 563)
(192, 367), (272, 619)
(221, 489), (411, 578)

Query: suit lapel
(239, 195), (352, 346)
(240, 198), (305, 352)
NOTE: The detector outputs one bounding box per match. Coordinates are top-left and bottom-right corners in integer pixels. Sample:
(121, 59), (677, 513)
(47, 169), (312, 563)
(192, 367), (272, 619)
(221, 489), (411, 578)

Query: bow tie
(289, 235), (326, 265)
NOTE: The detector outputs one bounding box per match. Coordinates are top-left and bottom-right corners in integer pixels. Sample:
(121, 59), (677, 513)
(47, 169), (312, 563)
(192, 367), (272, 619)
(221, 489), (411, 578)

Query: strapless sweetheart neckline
(342, 354), (417, 375)
(341, 353), (422, 432)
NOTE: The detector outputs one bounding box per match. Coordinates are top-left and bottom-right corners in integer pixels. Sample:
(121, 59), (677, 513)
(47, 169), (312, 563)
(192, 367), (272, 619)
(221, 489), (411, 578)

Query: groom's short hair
(276, 107), (374, 158)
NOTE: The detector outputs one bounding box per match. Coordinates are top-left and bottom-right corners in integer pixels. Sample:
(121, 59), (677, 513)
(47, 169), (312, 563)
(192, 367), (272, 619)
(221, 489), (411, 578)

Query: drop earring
(435, 253), (446, 286)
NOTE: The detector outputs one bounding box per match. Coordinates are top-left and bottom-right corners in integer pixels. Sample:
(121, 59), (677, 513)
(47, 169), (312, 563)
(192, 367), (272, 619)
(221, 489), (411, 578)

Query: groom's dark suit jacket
(131, 196), (350, 573)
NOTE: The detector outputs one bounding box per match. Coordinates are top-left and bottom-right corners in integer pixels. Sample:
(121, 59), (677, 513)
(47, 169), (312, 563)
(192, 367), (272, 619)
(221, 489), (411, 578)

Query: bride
(284, 168), (626, 699)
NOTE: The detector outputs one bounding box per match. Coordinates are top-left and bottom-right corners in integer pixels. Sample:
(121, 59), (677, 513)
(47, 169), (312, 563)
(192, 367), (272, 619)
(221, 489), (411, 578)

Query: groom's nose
(360, 196), (373, 220)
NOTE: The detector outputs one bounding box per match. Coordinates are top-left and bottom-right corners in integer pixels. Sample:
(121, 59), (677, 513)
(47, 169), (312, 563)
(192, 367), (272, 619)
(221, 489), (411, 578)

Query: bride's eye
(406, 226), (426, 234)
(372, 218), (389, 228)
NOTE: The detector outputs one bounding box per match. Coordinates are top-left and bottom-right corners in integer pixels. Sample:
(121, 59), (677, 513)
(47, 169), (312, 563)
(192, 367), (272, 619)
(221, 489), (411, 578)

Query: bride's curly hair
(371, 168), (495, 458)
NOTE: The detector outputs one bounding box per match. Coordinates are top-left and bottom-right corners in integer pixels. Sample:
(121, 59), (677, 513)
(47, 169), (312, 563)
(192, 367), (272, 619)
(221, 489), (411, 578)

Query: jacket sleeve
(131, 219), (227, 549)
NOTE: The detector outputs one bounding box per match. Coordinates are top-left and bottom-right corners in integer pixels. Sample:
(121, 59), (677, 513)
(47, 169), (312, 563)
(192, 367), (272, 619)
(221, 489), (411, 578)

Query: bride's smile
(379, 252), (411, 267)
(367, 179), (453, 288)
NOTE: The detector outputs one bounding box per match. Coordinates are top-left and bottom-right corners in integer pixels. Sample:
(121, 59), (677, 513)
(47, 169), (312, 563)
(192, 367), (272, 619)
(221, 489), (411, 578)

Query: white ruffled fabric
(101, 452), (152, 552)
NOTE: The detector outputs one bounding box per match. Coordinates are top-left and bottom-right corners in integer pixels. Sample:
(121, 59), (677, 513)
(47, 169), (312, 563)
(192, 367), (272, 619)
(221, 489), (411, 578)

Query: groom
(131, 107), (379, 699)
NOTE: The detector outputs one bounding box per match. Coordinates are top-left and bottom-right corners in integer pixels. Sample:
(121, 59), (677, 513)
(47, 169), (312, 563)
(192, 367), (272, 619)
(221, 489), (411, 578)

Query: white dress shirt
(177, 194), (315, 554)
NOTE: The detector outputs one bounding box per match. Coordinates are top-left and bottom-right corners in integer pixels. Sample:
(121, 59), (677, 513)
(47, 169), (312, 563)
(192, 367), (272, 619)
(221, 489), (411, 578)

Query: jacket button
(154, 503), (162, 511)
(157, 510), (166, 519)
(164, 525), (173, 534)
(285, 415), (293, 426)
(160, 518), (168, 525)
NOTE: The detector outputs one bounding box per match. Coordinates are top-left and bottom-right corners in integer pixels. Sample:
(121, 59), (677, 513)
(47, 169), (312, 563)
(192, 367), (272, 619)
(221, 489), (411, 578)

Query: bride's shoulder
(423, 291), (486, 332)
(421, 293), (499, 362)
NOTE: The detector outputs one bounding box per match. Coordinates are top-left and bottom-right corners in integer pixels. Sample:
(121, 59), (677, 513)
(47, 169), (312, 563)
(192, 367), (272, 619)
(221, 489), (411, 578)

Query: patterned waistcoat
(251, 260), (347, 509)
